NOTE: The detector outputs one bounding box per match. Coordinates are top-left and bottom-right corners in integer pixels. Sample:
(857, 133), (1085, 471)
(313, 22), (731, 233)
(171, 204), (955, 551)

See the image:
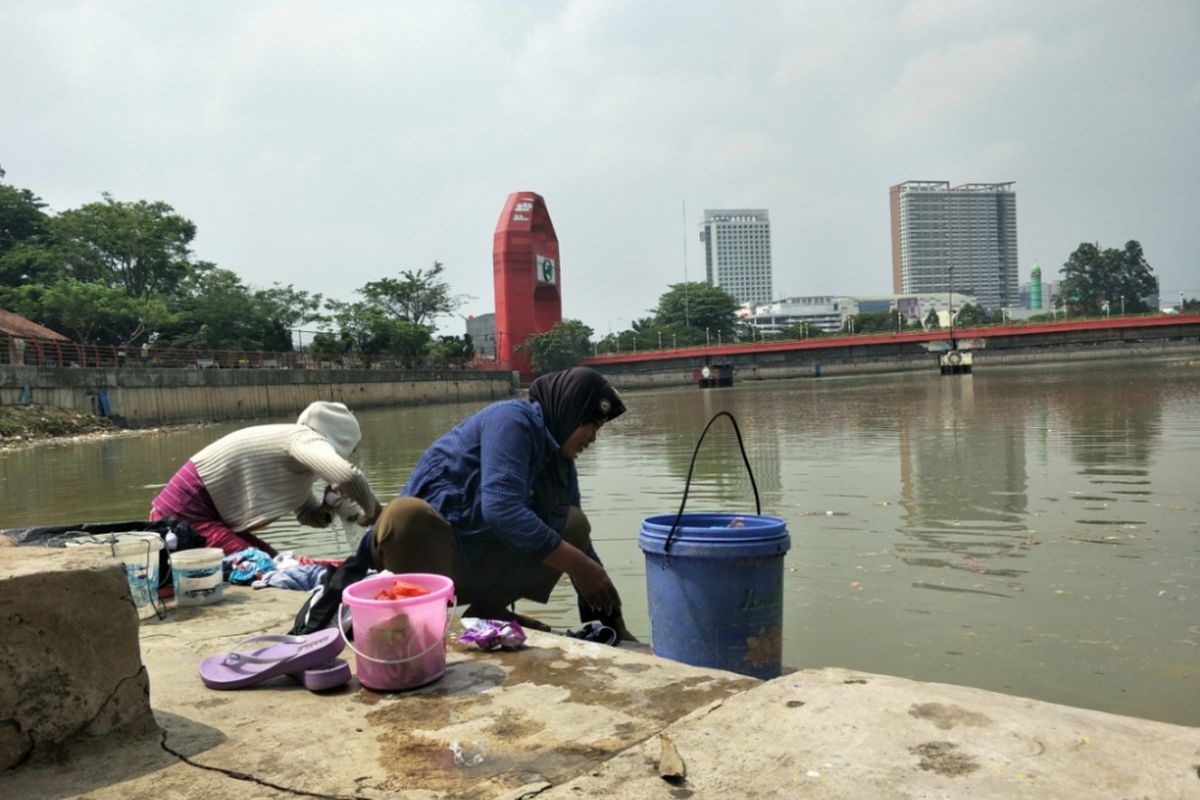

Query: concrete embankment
(0, 365), (517, 427)
(586, 319), (1200, 390)
(4, 544), (1198, 799)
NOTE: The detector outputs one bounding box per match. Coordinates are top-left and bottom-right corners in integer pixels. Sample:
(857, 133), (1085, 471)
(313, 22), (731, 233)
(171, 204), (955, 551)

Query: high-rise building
(700, 209), (773, 307)
(889, 181), (1018, 311)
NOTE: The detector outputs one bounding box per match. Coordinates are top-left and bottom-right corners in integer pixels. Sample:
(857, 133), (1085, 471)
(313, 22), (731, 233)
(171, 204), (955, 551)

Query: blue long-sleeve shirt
(357, 398), (616, 623)
(402, 399), (572, 565)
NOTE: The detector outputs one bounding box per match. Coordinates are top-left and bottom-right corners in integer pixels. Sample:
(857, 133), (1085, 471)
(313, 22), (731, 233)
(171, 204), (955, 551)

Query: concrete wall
(0, 365), (518, 427)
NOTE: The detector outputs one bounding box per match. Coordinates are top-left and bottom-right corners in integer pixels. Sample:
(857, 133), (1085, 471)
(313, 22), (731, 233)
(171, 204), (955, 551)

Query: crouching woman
(368, 366), (635, 641)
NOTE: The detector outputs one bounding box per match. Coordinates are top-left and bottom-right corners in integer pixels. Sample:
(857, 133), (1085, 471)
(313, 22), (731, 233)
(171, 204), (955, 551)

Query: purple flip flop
(291, 658), (352, 691)
(199, 630), (345, 690)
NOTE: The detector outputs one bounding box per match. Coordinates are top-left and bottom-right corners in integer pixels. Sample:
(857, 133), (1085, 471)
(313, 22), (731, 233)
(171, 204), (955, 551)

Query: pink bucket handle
(336, 595), (457, 665)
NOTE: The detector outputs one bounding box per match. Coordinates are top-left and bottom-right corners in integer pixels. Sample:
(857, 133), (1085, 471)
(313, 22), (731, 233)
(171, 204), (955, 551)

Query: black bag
(289, 550), (372, 636)
(2, 517), (208, 591)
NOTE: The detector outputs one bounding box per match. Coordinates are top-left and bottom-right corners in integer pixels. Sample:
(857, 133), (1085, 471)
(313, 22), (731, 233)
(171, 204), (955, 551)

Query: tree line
(0, 165), (471, 362)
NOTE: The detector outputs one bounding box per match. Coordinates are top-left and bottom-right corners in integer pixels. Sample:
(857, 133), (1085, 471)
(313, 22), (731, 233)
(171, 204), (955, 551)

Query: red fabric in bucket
(341, 572), (454, 691)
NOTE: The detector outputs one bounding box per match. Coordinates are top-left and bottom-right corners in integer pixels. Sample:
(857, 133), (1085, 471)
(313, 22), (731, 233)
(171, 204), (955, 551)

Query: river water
(3, 357), (1198, 725)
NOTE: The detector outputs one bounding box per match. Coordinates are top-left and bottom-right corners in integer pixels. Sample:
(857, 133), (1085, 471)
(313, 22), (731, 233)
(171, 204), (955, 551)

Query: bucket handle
(336, 596), (456, 665)
(663, 411), (762, 555)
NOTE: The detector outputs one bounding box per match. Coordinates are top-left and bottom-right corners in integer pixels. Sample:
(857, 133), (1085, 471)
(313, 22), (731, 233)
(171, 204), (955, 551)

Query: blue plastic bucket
(640, 512), (790, 679)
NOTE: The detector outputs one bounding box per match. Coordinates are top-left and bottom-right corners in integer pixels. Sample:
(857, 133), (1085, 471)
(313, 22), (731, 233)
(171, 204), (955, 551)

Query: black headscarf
(528, 367), (626, 531)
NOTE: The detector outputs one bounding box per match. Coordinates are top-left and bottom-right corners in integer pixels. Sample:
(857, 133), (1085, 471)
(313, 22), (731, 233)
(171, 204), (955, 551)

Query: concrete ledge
(0, 546), (157, 770)
(546, 667), (1200, 799)
(4, 553), (1198, 798)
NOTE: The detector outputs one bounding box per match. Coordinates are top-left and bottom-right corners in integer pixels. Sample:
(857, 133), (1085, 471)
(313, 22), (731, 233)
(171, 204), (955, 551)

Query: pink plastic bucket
(340, 573), (455, 691)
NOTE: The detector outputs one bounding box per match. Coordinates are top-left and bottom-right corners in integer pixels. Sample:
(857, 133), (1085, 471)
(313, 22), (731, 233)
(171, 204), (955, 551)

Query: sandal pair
(199, 630), (351, 691)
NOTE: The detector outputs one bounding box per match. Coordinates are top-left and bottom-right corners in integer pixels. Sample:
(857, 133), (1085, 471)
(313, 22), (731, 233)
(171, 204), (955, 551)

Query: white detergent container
(170, 547), (225, 606)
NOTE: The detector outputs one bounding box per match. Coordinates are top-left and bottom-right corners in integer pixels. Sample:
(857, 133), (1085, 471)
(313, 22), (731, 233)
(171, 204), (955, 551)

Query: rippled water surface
(3, 357), (1198, 724)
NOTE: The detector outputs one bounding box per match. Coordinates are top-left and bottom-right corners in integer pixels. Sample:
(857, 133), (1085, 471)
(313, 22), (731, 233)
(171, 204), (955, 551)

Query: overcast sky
(3, 1), (1198, 335)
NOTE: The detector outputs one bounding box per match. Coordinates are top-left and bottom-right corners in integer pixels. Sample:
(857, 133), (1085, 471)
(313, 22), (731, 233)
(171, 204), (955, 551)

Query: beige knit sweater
(191, 423), (380, 532)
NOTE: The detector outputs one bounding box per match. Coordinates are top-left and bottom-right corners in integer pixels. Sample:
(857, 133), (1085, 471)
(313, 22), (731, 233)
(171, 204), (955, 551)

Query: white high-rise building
(700, 209), (773, 307)
(890, 181), (1018, 311)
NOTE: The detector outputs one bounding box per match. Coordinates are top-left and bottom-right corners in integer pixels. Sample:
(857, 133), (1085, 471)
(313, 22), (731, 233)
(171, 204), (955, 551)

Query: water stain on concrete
(354, 645), (753, 795)
(908, 702), (992, 730)
(494, 646), (756, 725)
(485, 707), (545, 739)
(909, 741), (979, 776)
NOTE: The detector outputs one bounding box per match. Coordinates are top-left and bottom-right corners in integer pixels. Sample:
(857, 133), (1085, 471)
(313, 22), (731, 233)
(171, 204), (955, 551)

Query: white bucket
(170, 547), (225, 606)
(68, 533), (164, 609)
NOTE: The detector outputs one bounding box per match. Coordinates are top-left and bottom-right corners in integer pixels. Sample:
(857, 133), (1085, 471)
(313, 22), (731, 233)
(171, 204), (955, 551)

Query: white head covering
(296, 401), (361, 458)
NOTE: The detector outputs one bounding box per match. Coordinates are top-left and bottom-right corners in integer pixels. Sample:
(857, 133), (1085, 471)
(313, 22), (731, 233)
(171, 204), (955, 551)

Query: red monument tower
(492, 191), (561, 379)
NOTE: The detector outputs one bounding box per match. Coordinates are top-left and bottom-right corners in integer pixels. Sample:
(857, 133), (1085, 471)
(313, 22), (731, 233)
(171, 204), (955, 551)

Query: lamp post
(1120, 295), (1125, 315)
(706, 328), (711, 346)
(948, 265), (955, 341)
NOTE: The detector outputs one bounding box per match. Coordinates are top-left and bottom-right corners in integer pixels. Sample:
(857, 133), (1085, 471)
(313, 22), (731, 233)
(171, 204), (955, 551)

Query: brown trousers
(369, 497), (591, 610)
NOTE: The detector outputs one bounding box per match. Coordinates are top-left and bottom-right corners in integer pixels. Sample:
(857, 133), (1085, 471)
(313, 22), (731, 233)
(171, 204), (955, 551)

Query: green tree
(429, 334), (474, 363)
(51, 194), (196, 298)
(954, 303), (991, 327)
(0, 179), (49, 264)
(358, 261), (466, 326)
(1060, 240), (1157, 315)
(0, 278), (171, 345)
(518, 319), (594, 374)
(0, 168), (55, 286)
(777, 320), (825, 339)
(842, 310), (895, 334)
(924, 308), (941, 330)
(1183, 297), (1200, 313)
(323, 300), (433, 358)
(655, 282), (739, 341)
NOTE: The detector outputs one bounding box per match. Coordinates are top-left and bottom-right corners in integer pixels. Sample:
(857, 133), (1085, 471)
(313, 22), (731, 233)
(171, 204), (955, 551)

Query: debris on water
(850, 581), (861, 589)
(658, 733), (686, 783)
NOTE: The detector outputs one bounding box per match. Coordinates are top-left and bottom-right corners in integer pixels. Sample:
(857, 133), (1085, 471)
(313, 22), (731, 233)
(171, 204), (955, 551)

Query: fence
(0, 333), (499, 372)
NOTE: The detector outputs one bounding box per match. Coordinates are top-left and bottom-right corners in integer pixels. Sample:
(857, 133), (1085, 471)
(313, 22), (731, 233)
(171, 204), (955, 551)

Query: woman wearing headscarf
(366, 366), (634, 641)
(151, 401), (382, 556)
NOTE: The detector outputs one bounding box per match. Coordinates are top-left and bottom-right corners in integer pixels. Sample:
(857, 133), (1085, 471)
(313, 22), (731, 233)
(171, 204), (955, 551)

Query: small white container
(170, 547), (225, 606)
